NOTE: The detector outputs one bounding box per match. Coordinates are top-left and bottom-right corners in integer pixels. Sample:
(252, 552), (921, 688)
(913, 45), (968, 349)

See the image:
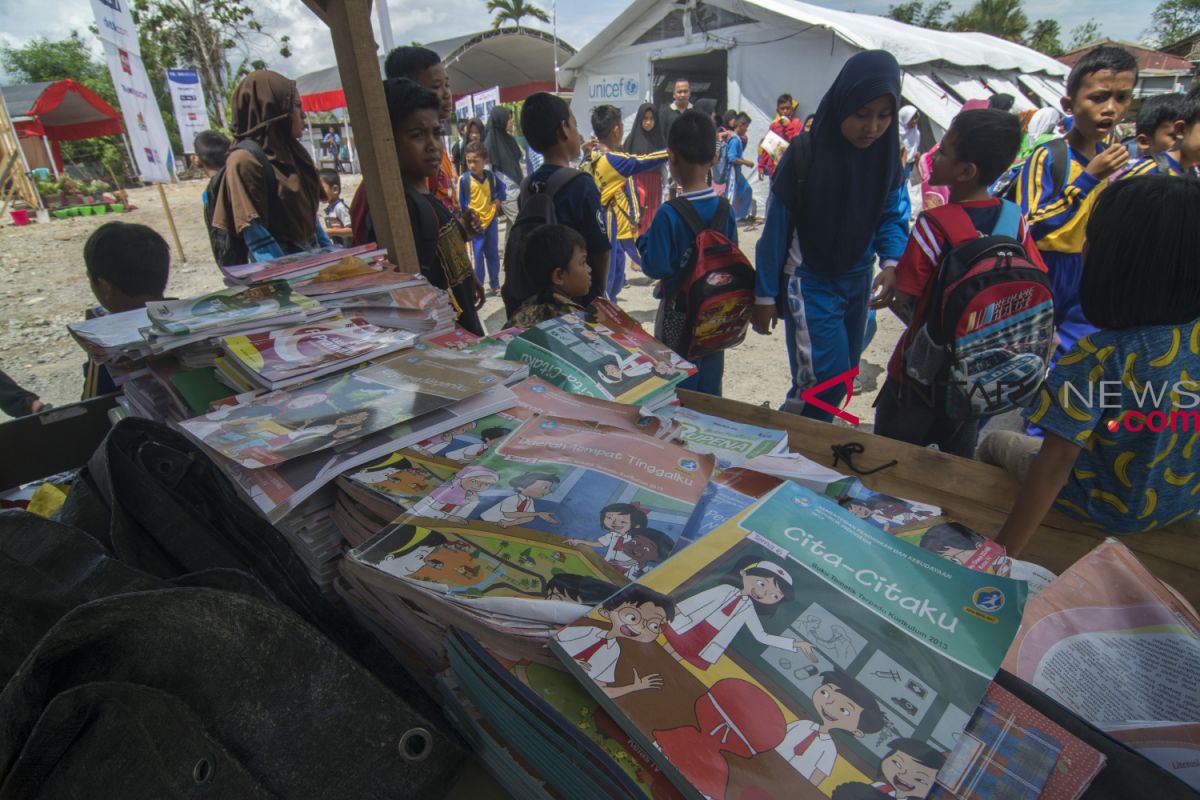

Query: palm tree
(951, 0), (1029, 42)
(486, 0), (551, 30)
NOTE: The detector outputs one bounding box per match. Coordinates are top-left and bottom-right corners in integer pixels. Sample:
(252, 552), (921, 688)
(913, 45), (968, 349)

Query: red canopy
(3, 79), (124, 172)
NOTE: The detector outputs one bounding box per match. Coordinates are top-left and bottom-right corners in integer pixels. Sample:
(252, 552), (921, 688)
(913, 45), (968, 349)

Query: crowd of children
(27, 40), (1192, 565)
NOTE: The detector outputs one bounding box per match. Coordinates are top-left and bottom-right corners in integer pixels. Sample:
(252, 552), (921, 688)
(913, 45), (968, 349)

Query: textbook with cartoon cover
(552, 481), (1026, 800)
(407, 376), (665, 465)
(347, 516), (625, 625)
(220, 244), (372, 284)
(427, 415), (714, 581)
(889, 519), (1010, 576)
(147, 281), (320, 336)
(827, 477), (942, 531)
(663, 407), (788, 469)
(177, 349), (520, 468)
(504, 299), (695, 408)
(221, 316), (418, 390)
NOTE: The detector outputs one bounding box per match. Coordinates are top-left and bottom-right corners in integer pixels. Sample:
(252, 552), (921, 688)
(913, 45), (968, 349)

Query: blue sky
(0, 0), (1158, 84)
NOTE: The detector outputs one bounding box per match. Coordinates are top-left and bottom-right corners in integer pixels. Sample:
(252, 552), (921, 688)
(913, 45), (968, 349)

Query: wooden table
(677, 391), (1200, 607)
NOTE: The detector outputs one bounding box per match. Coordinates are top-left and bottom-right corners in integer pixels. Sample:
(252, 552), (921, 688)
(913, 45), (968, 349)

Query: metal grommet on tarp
(398, 727), (432, 762)
(192, 756), (214, 784)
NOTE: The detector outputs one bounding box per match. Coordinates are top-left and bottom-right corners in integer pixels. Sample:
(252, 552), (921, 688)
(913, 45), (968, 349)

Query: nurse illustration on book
(661, 557), (817, 669)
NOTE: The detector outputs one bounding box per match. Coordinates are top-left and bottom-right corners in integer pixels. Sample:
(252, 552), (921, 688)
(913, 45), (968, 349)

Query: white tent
(561, 0), (1068, 174)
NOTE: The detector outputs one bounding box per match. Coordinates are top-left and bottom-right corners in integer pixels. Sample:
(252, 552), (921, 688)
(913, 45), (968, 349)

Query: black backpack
(203, 139), (290, 267)
(993, 136), (1068, 202)
(500, 167), (582, 317)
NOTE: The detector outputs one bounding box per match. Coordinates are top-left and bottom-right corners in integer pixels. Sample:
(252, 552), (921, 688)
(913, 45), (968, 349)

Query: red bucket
(9, 210), (30, 226)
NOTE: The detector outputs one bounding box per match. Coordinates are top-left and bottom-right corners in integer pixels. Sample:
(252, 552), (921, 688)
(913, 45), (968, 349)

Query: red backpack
(903, 200), (1055, 419)
(659, 197), (756, 361)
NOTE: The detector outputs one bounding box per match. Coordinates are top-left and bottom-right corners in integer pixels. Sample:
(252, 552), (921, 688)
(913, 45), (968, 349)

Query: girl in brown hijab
(211, 70), (331, 261)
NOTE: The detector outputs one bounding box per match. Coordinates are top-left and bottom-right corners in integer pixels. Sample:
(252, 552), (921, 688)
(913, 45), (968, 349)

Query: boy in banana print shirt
(978, 176), (1200, 555)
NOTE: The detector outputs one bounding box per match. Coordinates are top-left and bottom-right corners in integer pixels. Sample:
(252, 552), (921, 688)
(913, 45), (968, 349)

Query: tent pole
(552, 0), (559, 94)
(307, 122), (318, 165)
(42, 136), (60, 178)
(156, 182), (187, 266)
(121, 134), (137, 180)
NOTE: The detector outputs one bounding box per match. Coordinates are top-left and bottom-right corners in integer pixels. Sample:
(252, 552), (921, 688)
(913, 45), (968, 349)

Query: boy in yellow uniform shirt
(458, 140), (507, 295)
(587, 104), (669, 301)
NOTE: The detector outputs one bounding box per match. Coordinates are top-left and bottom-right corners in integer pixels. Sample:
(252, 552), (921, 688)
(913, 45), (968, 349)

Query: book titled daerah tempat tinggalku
(552, 481), (1026, 800)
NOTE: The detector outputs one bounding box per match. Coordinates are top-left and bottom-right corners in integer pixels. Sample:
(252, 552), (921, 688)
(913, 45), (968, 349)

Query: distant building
(1059, 40), (1196, 97)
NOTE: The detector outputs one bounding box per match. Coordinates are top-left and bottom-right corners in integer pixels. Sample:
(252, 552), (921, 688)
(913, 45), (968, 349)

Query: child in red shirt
(872, 109), (1045, 456)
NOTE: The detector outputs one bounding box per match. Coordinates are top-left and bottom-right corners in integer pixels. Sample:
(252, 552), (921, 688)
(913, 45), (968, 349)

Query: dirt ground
(0, 173), (903, 424)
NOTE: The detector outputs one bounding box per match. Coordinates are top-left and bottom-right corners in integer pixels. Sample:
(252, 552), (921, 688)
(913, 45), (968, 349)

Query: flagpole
(552, 0), (559, 94)
(377, 0), (395, 52)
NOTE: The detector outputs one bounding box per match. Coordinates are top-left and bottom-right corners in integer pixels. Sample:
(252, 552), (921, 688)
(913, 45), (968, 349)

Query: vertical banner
(454, 95), (474, 123)
(101, 41), (174, 183)
(470, 86), (500, 124)
(165, 68), (211, 153)
(90, 0), (140, 54)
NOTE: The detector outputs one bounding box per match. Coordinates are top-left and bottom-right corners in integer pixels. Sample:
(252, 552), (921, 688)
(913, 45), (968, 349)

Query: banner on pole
(90, 0), (140, 55)
(166, 68), (211, 153)
(102, 41), (173, 183)
(470, 86), (500, 124)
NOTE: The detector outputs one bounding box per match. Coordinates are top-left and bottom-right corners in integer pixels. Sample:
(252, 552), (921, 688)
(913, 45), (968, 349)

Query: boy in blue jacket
(638, 110), (736, 396)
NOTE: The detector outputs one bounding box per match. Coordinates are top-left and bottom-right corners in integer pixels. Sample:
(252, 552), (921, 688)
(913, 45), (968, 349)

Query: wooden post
(156, 182), (187, 265)
(301, 0), (419, 273)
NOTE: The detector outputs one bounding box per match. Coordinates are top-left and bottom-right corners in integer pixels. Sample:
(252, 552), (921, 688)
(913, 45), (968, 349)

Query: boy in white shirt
(776, 670), (886, 787)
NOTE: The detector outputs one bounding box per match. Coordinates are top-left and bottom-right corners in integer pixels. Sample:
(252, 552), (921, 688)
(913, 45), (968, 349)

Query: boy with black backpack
(501, 92), (610, 317)
(639, 110), (754, 397)
(872, 109), (1051, 457)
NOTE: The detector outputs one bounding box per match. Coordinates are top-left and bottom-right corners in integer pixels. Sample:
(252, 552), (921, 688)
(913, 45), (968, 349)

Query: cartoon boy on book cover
(775, 670), (887, 787)
(558, 586), (675, 699)
(872, 737), (944, 799)
(479, 472), (561, 528)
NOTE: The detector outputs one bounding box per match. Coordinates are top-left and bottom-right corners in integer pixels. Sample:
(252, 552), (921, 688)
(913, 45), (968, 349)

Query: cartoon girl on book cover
(408, 465), (499, 522)
(378, 531), (449, 578)
(566, 502), (648, 573)
(479, 472), (561, 528)
(661, 556), (817, 669)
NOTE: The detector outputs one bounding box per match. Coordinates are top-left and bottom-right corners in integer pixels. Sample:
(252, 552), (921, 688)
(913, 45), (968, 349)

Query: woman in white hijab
(1021, 107), (1062, 159)
(899, 105), (921, 174)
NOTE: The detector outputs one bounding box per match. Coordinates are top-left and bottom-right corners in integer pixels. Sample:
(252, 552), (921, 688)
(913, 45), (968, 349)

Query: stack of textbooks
(334, 281), (456, 333)
(219, 244), (386, 286)
(67, 308), (153, 365)
(219, 316), (418, 391)
(504, 300), (695, 411)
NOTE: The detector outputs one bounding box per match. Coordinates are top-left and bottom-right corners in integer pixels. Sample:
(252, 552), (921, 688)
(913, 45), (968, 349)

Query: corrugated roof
(1059, 41), (1196, 73)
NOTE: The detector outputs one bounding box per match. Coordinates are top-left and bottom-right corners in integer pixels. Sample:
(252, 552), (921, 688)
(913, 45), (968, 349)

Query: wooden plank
(304, 0), (419, 272)
(677, 390), (1200, 604)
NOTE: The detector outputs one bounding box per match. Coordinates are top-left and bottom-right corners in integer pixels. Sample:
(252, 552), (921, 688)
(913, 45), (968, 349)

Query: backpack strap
(665, 197), (708, 237)
(1045, 137), (1069, 195)
(991, 199), (1022, 240)
(543, 166), (582, 197)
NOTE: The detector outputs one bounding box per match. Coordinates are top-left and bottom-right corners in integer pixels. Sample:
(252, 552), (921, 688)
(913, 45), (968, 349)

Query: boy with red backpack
(639, 110), (755, 396)
(872, 109), (1052, 457)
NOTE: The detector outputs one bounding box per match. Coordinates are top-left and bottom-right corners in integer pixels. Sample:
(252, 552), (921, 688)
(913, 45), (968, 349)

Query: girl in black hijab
(750, 50), (910, 421)
(483, 107), (524, 188)
(624, 103), (666, 234)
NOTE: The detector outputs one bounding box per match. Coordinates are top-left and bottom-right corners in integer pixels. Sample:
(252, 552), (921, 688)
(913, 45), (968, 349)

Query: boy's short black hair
(464, 140), (488, 159)
(509, 471), (559, 490)
(194, 129), (230, 169)
(667, 109), (717, 166)
(831, 784), (890, 800)
(384, 45), (441, 80)
(1137, 93), (1189, 136)
(1181, 92), (1200, 125)
(318, 168), (341, 188)
(1081, 175), (1200, 329)
(545, 573), (618, 605)
(736, 112), (751, 126)
(819, 670), (886, 734)
(479, 426), (509, 442)
(521, 92), (572, 153)
(84, 222), (170, 298)
(1066, 45), (1139, 97)
(524, 224), (586, 291)
(383, 77), (440, 126)
(777, 93), (794, 107)
(920, 522), (981, 554)
(947, 109), (1022, 186)
(603, 585), (676, 621)
(884, 737), (946, 771)
(591, 104), (623, 140)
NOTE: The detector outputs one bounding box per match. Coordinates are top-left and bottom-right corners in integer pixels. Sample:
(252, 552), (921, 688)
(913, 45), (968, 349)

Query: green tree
(1068, 18), (1103, 49)
(131, 0), (292, 130)
(486, 0), (551, 30)
(1147, 0), (1200, 46)
(952, 0), (1030, 41)
(887, 0), (951, 29)
(1025, 18), (1064, 55)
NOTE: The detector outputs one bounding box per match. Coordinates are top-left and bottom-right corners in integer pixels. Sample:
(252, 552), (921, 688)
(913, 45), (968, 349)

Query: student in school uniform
(558, 586), (675, 699)
(408, 466), (498, 521)
(458, 140), (507, 295)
